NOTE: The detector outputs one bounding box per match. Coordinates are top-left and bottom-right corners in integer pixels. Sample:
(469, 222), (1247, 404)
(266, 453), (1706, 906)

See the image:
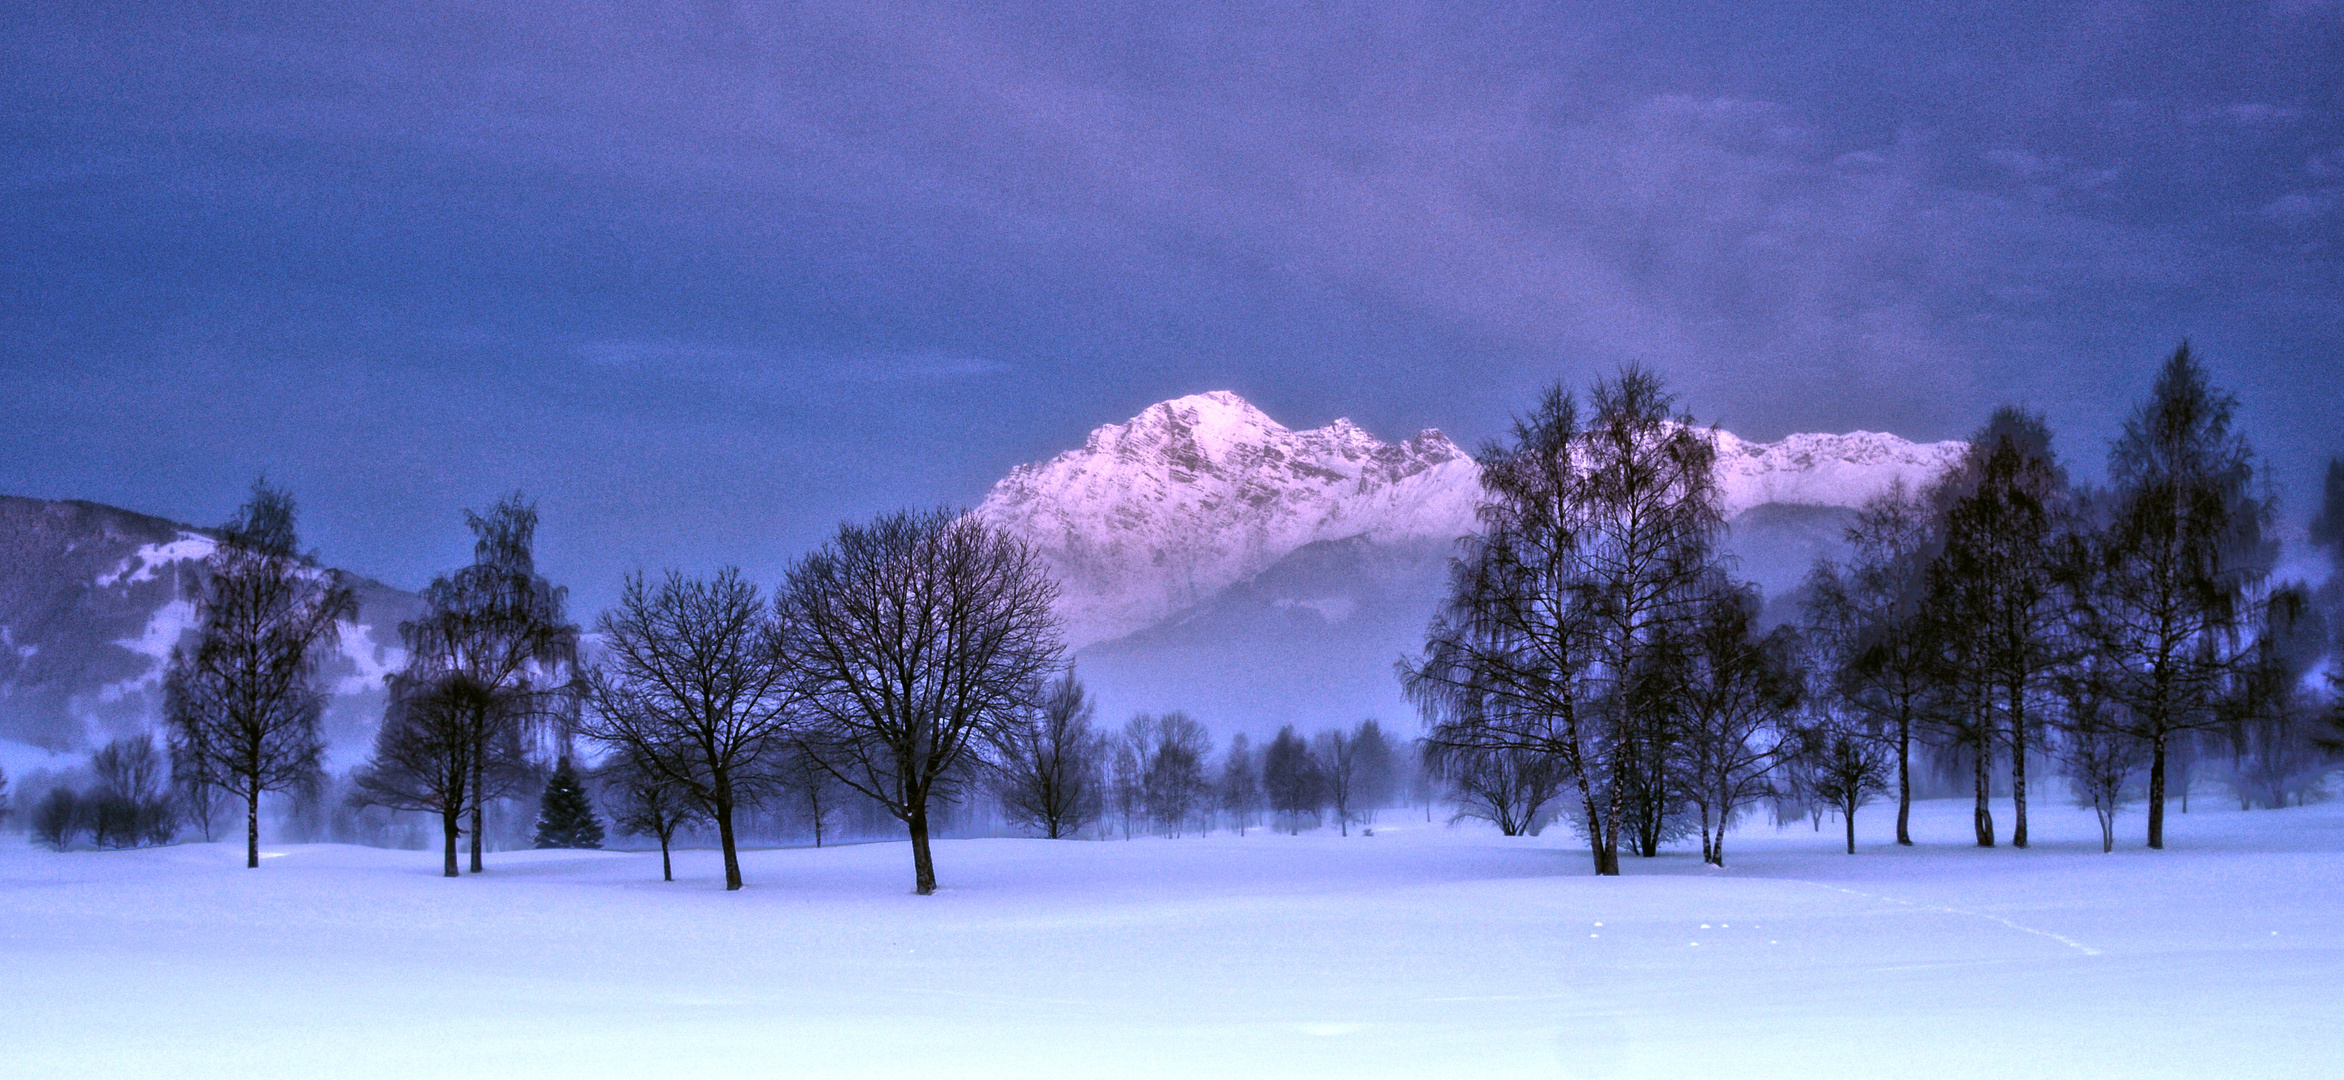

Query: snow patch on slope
(100, 599), (199, 703)
(331, 623), (406, 695)
(93, 535), (216, 589)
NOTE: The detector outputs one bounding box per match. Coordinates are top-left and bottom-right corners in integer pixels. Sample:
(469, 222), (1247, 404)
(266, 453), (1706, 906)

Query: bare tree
(1313, 727), (1361, 837)
(778, 745), (847, 846)
(353, 672), (527, 877)
(1803, 480), (1936, 845)
(996, 671), (1104, 839)
(2054, 660), (2141, 853)
(169, 745), (227, 843)
(89, 734), (177, 848)
(581, 569), (795, 892)
(1260, 724), (1321, 833)
(1141, 712), (1213, 836)
(1348, 719), (1398, 826)
(164, 480), (353, 869)
(33, 786), (81, 850)
(400, 494), (578, 874)
(1427, 744), (1567, 836)
(603, 749), (707, 882)
(1801, 722), (1889, 854)
(1927, 407), (2071, 848)
(2074, 345), (2275, 848)
(1406, 370), (1722, 875)
(1654, 582), (1803, 867)
(2222, 587), (2326, 810)
(1404, 387), (1602, 865)
(776, 508), (1063, 895)
(1218, 733), (1261, 835)
(1109, 737), (1144, 839)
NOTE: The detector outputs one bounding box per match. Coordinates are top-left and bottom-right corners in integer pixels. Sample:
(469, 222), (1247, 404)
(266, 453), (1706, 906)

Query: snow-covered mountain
(977, 391), (1482, 646)
(979, 391), (1964, 650)
(0, 496), (415, 759)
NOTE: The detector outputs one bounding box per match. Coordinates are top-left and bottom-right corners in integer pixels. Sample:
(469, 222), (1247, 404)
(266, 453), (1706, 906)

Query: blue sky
(4, 1), (2338, 610)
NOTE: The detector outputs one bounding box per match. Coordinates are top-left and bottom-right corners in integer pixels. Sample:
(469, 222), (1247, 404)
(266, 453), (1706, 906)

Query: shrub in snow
(33, 786), (83, 851)
(89, 734), (179, 849)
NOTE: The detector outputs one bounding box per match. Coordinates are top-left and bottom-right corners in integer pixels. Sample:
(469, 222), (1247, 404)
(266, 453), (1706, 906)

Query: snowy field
(4, 797), (2339, 1079)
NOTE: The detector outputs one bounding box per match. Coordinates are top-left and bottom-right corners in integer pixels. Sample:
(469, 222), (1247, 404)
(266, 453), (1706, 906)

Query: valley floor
(3, 796), (2339, 1079)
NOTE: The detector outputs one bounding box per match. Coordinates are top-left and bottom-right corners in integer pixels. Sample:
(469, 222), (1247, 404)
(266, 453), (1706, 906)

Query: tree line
(25, 486), (1445, 886)
(1406, 348), (2344, 872)
(24, 344), (2341, 880)
(990, 679), (1415, 840)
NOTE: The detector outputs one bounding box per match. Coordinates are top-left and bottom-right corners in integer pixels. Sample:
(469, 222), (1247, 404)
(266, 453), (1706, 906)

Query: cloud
(573, 339), (1005, 389)
(5, 2), (2340, 610)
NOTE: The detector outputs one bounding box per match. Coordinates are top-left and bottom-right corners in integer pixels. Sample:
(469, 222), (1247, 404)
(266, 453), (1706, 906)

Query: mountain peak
(980, 393), (1476, 645)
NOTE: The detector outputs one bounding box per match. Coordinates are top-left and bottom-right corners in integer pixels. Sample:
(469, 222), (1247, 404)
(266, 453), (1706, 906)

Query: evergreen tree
(532, 758), (605, 849)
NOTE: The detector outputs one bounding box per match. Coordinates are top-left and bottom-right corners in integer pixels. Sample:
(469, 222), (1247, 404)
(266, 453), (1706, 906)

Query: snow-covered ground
(4, 797), (2338, 1079)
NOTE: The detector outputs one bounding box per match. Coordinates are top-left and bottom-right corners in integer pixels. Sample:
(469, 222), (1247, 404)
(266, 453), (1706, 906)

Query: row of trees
(25, 734), (180, 851)
(1800, 347), (2325, 854)
(991, 679), (1410, 839)
(139, 481), (1059, 892)
(1405, 351), (2341, 873)
(338, 506), (1061, 893)
(130, 482), (1434, 889)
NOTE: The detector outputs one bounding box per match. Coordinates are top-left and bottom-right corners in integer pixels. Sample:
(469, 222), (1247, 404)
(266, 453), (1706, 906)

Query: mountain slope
(978, 391), (1479, 647)
(0, 495), (415, 756)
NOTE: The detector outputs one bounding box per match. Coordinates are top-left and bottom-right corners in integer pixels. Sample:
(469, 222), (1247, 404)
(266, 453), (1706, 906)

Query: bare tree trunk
(1843, 799), (1857, 854)
(441, 808), (461, 878)
(1578, 783), (1620, 875)
(1895, 712), (1913, 846)
(2147, 732), (2167, 850)
(246, 789), (261, 869)
(659, 833), (673, 882)
(715, 793), (742, 891)
(909, 802), (938, 895)
(1972, 742), (1995, 848)
(1593, 786), (1623, 876)
(468, 758), (484, 874)
(2010, 682), (2030, 849)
